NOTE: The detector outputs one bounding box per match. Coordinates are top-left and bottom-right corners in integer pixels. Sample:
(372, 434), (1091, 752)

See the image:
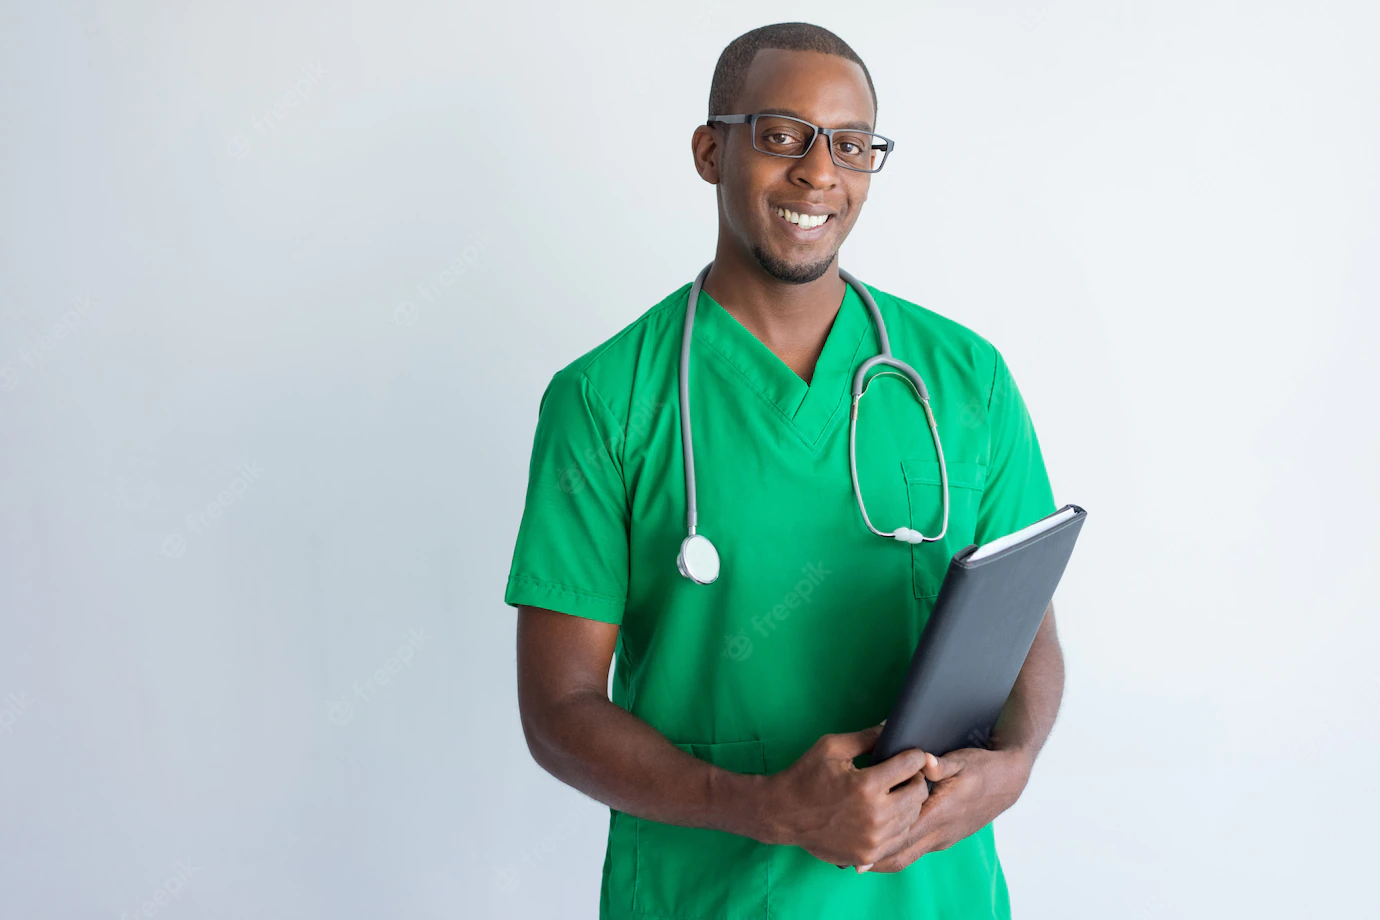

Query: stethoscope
(676, 261), (950, 584)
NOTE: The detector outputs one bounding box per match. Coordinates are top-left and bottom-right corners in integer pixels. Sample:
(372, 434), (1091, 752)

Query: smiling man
(505, 21), (1064, 919)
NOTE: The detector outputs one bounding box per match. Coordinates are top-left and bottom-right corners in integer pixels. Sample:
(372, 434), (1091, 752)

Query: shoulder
(540, 281), (690, 419)
(860, 280), (1005, 390)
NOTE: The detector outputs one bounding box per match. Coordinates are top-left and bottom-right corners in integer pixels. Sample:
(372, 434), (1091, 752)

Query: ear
(691, 124), (721, 185)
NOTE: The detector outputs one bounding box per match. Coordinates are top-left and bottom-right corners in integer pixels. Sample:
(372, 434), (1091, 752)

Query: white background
(2, 2), (1376, 917)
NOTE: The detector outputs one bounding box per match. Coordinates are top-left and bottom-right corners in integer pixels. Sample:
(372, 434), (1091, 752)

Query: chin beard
(750, 243), (836, 285)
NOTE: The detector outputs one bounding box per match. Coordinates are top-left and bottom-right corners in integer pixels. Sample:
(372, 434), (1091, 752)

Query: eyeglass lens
(752, 115), (888, 171)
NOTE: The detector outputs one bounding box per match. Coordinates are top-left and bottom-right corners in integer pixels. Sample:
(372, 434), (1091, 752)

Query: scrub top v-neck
(505, 275), (1058, 920)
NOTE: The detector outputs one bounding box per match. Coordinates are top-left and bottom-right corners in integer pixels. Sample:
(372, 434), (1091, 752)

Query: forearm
(988, 602), (1064, 770)
(522, 689), (773, 841)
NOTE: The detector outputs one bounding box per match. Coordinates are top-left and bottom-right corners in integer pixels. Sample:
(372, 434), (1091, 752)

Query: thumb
(929, 750), (963, 783)
(831, 720), (888, 760)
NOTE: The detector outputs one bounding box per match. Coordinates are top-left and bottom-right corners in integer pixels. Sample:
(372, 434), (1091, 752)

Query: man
(505, 21), (1064, 919)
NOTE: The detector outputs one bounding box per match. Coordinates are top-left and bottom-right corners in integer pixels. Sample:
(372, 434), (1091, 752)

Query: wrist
(708, 768), (790, 845)
(991, 744), (1036, 788)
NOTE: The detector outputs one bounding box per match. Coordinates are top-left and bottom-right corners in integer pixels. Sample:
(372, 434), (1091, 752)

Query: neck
(701, 241), (845, 384)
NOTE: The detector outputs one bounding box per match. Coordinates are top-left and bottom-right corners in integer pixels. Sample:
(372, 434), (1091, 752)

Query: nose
(789, 130), (840, 186)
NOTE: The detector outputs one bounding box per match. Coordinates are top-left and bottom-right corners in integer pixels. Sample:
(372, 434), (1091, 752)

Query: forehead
(734, 48), (875, 131)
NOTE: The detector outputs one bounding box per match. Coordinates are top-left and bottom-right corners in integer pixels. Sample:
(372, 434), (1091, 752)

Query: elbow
(517, 687), (605, 781)
(518, 693), (576, 780)
(518, 699), (555, 772)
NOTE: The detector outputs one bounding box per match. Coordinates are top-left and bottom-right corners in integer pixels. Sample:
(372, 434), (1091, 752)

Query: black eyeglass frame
(705, 113), (896, 174)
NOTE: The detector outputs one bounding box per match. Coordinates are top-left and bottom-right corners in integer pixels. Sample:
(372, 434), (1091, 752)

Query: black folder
(871, 503), (1087, 766)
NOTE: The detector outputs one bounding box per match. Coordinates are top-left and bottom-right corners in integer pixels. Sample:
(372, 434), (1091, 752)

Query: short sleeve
(503, 368), (630, 624)
(974, 348), (1058, 545)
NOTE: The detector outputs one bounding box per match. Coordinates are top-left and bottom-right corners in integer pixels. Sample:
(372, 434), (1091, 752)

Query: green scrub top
(504, 275), (1057, 920)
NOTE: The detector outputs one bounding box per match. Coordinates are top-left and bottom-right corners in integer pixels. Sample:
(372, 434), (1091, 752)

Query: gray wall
(2, 2), (1377, 917)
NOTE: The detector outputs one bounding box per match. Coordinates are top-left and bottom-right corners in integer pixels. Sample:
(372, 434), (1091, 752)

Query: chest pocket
(903, 459), (988, 599)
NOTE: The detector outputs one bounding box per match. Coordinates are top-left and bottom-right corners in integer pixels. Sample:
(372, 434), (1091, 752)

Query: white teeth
(776, 207), (830, 229)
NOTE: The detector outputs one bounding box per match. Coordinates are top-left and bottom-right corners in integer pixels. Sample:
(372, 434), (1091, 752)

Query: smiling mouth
(775, 207), (833, 231)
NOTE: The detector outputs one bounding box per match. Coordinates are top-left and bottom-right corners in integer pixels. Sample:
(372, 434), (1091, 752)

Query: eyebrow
(758, 107), (875, 132)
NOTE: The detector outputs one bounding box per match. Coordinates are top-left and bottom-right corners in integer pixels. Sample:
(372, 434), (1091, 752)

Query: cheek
(725, 194), (764, 237)
(851, 179), (870, 209)
(736, 161), (787, 213)
(835, 208), (862, 239)
(720, 169), (767, 226)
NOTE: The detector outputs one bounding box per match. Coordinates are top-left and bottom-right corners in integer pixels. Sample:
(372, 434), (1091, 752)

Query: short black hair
(707, 22), (878, 126)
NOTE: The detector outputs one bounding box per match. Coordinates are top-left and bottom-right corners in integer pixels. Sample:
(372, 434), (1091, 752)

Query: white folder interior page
(967, 507), (1079, 562)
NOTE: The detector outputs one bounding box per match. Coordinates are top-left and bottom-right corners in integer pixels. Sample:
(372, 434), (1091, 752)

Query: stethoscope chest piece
(676, 533), (720, 584)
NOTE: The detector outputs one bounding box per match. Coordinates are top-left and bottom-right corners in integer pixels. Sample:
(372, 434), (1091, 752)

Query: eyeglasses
(706, 113), (895, 173)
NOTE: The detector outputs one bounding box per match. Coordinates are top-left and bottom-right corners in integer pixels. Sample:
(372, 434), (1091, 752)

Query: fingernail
(855, 863), (873, 873)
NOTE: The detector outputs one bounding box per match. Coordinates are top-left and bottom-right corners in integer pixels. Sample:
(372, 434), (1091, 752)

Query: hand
(758, 722), (943, 870)
(864, 746), (1033, 873)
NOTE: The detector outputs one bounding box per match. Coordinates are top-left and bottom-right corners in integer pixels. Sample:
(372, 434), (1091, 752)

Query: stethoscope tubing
(678, 261), (950, 583)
